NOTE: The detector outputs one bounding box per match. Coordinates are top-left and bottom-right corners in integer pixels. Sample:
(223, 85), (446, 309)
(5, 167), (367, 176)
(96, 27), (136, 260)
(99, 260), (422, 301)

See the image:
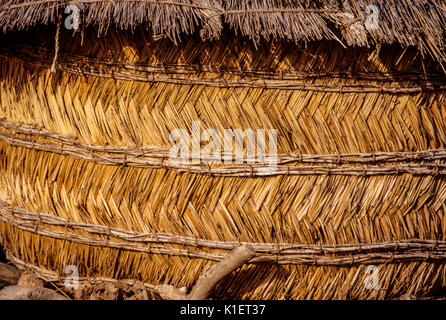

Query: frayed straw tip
(50, 64), (57, 73)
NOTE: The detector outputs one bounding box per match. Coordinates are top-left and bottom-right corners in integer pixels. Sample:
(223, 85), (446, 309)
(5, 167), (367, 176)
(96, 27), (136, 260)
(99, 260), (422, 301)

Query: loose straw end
(51, 11), (62, 74)
(50, 63), (57, 74)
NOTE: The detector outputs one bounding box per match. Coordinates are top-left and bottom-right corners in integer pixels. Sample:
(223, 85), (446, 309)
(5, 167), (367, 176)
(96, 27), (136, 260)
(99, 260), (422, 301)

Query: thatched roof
(1, 0), (445, 62)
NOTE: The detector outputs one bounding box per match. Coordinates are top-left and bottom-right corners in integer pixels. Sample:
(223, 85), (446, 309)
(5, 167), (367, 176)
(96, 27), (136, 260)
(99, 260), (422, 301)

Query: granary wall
(0, 27), (445, 299)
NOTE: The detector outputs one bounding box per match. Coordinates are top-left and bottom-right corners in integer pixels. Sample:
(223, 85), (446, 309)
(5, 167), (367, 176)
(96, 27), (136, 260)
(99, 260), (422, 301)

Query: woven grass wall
(0, 27), (446, 299)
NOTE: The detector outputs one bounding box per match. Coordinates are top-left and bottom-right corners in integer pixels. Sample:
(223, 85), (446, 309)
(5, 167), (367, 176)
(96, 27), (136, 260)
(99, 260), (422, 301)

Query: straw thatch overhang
(0, 0), (446, 65)
(0, 1), (446, 300)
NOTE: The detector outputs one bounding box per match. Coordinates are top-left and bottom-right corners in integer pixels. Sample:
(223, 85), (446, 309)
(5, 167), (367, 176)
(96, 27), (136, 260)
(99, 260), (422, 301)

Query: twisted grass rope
(5, 44), (446, 83)
(0, 122), (446, 176)
(1, 200), (445, 265)
(6, 251), (160, 293)
(50, 11), (62, 73)
(0, 47), (446, 94)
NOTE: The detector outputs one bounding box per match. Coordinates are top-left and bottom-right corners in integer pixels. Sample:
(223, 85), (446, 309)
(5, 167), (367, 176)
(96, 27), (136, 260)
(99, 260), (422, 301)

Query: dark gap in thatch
(0, 247), (6, 263)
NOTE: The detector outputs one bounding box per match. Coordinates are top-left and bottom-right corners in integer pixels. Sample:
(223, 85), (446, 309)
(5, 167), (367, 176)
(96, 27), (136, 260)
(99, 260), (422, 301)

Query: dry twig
(157, 244), (255, 300)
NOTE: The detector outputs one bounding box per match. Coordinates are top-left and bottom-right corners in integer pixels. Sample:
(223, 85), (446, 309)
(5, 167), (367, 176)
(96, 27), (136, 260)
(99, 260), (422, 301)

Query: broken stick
(157, 244), (255, 300)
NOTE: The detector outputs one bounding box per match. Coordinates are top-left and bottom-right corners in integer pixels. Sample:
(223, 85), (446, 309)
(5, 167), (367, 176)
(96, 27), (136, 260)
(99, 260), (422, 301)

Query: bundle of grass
(0, 0), (445, 299)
